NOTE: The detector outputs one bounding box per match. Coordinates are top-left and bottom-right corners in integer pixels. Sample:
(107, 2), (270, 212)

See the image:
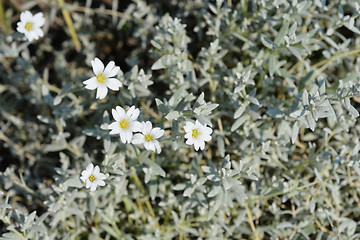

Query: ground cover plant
(1, 0), (360, 239)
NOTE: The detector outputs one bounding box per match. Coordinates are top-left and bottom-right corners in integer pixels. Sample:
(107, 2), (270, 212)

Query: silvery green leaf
(165, 111), (180, 121)
(344, 98), (359, 117)
(179, 226), (199, 236)
(288, 22), (297, 36)
(276, 222), (293, 229)
(150, 40), (162, 49)
(261, 36), (275, 49)
(231, 116), (248, 132)
(0, 203), (11, 209)
(207, 194), (222, 220)
(287, 46), (303, 59)
(291, 121), (299, 144)
(149, 176), (158, 201)
(247, 109), (261, 119)
(173, 183), (187, 191)
(234, 104), (246, 119)
(183, 187), (194, 197)
(269, 54), (276, 76)
(217, 136), (225, 158)
(64, 178), (82, 188)
(306, 114), (316, 131)
(151, 56), (166, 70)
(247, 96), (259, 106)
(155, 98), (169, 113)
(302, 90), (309, 106)
(0, 232), (23, 240)
(142, 158), (166, 178)
(274, 21), (289, 45)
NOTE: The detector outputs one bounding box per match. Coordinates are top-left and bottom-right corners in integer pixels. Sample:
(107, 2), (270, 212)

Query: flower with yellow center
(80, 163), (106, 192)
(192, 129), (199, 138)
(16, 11), (45, 42)
(83, 58), (123, 99)
(184, 120), (213, 151)
(132, 121), (164, 153)
(108, 106), (142, 143)
(25, 22), (33, 31)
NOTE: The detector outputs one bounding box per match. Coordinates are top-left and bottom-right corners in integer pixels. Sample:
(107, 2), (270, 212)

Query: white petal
(106, 78), (122, 91)
(104, 64), (120, 77)
(95, 180), (105, 186)
(90, 184), (97, 191)
(103, 61), (115, 74)
(109, 128), (121, 135)
(96, 84), (108, 99)
(127, 106), (135, 116)
(80, 176), (87, 182)
(20, 11), (33, 22)
(33, 12), (45, 27)
(145, 121), (152, 132)
(83, 77), (98, 90)
(85, 179), (92, 188)
(16, 23), (26, 34)
(125, 131), (133, 143)
(184, 132), (193, 139)
(153, 140), (161, 154)
(202, 134), (212, 142)
(183, 122), (194, 133)
(91, 58), (104, 75)
(97, 173), (106, 180)
(202, 126), (213, 135)
(103, 61), (119, 77)
(86, 163), (94, 172)
(93, 166), (100, 175)
(130, 121), (142, 132)
(120, 132), (127, 143)
(185, 138), (194, 145)
(129, 107), (140, 120)
(111, 109), (121, 122)
(193, 141), (200, 151)
(131, 134), (144, 144)
(144, 142), (156, 152)
(199, 140), (205, 150)
(34, 28), (44, 38)
(115, 106), (126, 118)
(152, 128), (164, 139)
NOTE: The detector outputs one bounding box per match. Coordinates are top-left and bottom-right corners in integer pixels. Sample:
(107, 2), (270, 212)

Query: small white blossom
(16, 11), (45, 42)
(80, 163), (106, 192)
(108, 106), (142, 143)
(184, 120), (212, 151)
(83, 58), (122, 99)
(132, 121), (164, 153)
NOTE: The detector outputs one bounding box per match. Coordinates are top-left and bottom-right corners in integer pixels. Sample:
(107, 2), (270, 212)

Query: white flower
(16, 11), (45, 42)
(132, 121), (164, 153)
(80, 163), (106, 192)
(83, 58), (122, 99)
(184, 120), (212, 151)
(108, 106), (142, 143)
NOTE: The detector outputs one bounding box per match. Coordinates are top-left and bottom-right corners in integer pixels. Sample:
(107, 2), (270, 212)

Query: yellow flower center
(25, 22), (33, 31)
(97, 73), (107, 84)
(192, 129), (199, 138)
(88, 174), (96, 182)
(119, 119), (129, 129)
(144, 133), (154, 142)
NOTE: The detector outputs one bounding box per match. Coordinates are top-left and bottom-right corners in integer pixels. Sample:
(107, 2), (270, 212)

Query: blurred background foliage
(1, 0), (360, 239)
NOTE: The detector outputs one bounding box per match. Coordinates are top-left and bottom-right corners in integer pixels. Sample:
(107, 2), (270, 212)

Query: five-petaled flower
(83, 58), (122, 99)
(184, 120), (212, 151)
(80, 163), (106, 192)
(16, 11), (45, 42)
(132, 121), (164, 153)
(108, 106), (142, 143)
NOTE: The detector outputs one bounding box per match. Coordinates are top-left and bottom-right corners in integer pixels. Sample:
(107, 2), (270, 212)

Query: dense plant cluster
(1, 0), (360, 239)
